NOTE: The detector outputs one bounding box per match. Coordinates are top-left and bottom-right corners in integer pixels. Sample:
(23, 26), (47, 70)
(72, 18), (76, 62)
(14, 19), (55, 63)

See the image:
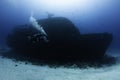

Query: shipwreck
(6, 17), (114, 65)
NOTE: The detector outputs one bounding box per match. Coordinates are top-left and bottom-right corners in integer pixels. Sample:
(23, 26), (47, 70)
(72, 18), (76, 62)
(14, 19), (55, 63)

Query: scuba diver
(28, 14), (49, 43)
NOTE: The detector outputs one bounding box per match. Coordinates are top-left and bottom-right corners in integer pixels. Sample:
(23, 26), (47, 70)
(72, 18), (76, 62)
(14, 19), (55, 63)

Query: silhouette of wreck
(6, 17), (113, 65)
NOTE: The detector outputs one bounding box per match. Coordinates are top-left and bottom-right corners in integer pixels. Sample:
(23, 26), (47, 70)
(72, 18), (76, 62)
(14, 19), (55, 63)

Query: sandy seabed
(0, 52), (120, 80)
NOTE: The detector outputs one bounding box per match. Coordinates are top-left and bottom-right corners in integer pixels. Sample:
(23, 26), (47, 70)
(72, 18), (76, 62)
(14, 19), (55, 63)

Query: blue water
(0, 0), (120, 79)
(0, 0), (120, 51)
